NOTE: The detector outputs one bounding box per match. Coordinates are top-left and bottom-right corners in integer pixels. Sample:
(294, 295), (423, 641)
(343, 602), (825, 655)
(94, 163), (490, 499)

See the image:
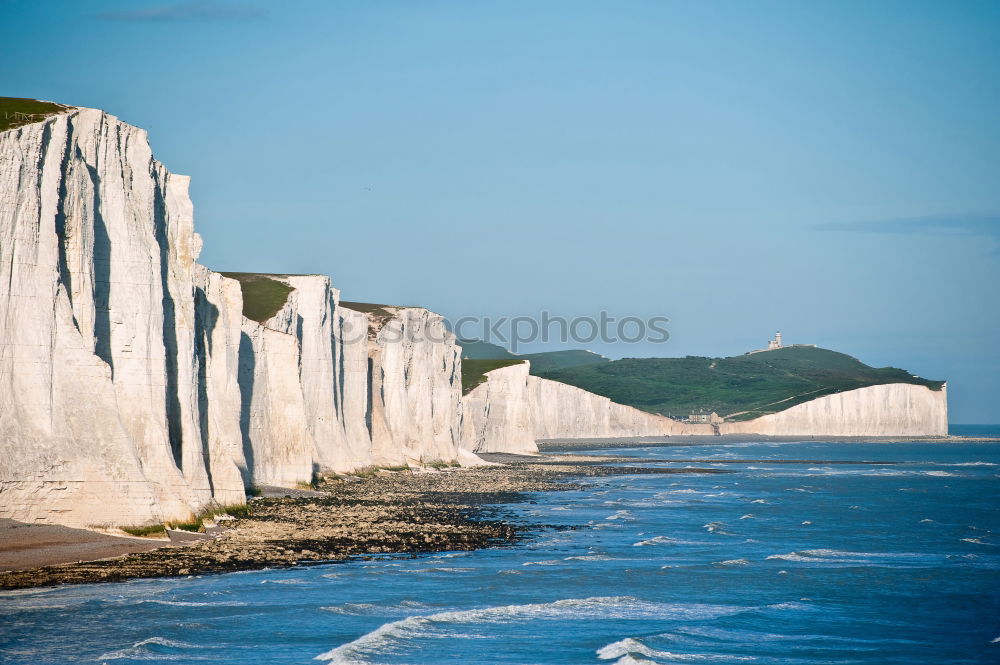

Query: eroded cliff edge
(0, 108), (467, 528)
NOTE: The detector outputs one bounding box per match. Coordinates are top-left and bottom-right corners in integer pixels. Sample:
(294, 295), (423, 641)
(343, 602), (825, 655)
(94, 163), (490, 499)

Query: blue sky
(2, 0), (998, 421)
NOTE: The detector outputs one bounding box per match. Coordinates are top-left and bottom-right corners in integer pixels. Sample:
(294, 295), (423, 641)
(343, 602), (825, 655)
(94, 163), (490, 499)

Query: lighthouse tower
(767, 331), (783, 350)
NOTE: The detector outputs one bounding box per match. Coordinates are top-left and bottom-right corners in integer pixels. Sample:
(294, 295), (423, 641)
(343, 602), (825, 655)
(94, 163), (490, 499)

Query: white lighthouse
(767, 331), (783, 350)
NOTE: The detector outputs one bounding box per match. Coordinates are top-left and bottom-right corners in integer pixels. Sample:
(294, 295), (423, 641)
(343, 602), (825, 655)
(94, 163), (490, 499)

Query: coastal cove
(2, 431), (998, 665)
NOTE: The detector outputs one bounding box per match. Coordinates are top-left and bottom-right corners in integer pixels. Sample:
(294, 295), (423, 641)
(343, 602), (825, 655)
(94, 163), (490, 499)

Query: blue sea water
(2, 431), (999, 665)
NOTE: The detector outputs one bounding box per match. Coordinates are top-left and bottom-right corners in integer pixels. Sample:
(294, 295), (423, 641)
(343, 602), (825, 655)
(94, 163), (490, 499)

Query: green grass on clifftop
(457, 340), (609, 372)
(0, 97), (69, 132)
(220, 273), (294, 323)
(461, 358), (526, 395)
(536, 346), (944, 421)
(520, 349), (609, 372)
(458, 339), (518, 360)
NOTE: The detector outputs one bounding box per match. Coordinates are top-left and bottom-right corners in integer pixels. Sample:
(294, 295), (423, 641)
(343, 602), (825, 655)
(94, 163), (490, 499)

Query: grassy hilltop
(0, 97), (69, 132)
(536, 346), (944, 421)
(457, 339), (943, 420)
(457, 340), (609, 393)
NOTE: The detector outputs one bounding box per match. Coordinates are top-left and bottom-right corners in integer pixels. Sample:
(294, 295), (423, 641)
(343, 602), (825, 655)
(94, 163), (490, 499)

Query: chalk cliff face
(352, 306), (463, 466)
(0, 108), (466, 527)
(0, 109), (217, 527)
(461, 363), (538, 454)
(462, 368), (947, 453)
(527, 376), (715, 439)
(461, 363), (713, 453)
(720, 383), (948, 437)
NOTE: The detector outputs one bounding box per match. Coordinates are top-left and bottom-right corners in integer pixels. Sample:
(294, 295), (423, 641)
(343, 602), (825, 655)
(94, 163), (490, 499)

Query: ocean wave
(403, 567), (476, 573)
(599, 635), (757, 661)
(675, 624), (915, 646)
(316, 597), (749, 664)
(765, 549), (937, 566)
(99, 636), (205, 661)
(633, 535), (710, 547)
(716, 559), (750, 566)
(703, 522), (734, 535)
(321, 600), (432, 616)
(139, 599), (248, 607)
(611, 655), (658, 664)
(606, 510), (637, 521)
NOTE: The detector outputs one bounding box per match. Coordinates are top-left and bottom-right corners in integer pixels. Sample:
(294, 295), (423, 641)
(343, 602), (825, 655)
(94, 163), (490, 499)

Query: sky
(2, 0), (998, 422)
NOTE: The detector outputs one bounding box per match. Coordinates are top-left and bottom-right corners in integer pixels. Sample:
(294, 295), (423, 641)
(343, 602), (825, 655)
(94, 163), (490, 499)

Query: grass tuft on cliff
(0, 97), (69, 132)
(220, 273), (294, 323)
(121, 524), (166, 538)
(535, 346), (944, 421)
(461, 358), (526, 395)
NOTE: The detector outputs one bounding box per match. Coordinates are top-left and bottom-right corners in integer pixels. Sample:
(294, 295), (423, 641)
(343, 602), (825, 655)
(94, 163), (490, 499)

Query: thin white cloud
(816, 213), (1000, 255)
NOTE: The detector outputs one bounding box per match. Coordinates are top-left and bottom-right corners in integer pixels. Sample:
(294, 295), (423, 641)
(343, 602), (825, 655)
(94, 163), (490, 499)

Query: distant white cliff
(462, 369), (948, 453)
(461, 362), (714, 454)
(719, 383), (948, 437)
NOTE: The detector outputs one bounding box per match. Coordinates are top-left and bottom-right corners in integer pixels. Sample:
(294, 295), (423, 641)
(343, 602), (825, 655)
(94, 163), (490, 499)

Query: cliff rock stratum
(0, 102), (948, 529)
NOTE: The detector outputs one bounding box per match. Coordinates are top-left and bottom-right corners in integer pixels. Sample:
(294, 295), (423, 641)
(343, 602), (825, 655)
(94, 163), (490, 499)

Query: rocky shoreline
(0, 456), (728, 591)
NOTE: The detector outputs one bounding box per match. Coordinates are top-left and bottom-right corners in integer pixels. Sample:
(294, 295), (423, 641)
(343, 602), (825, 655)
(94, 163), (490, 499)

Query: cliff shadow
(237, 331), (256, 487)
(194, 287), (218, 494)
(151, 170), (183, 470)
(83, 157), (113, 376)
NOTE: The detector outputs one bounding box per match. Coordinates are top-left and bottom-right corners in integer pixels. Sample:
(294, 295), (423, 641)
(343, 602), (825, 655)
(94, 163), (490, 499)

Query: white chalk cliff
(0, 108), (466, 528)
(718, 383), (948, 437)
(460, 362), (714, 454)
(463, 362), (947, 452)
(0, 106), (950, 529)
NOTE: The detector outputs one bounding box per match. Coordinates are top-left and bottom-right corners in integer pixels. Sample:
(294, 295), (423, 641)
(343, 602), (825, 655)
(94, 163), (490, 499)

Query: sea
(2, 425), (999, 665)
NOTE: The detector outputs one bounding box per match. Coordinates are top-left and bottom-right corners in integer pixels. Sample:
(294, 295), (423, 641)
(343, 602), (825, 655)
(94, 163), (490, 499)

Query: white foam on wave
(140, 599), (247, 607)
(633, 535), (710, 547)
(703, 522), (734, 535)
(316, 597), (749, 664)
(99, 636), (204, 661)
(321, 600), (432, 616)
(598, 636), (757, 661)
(716, 559), (750, 566)
(765, 549), (935, 565)
(606, 510), (637, 521)
(612, 655), (657, 664)
(739, 514), (754, 520)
